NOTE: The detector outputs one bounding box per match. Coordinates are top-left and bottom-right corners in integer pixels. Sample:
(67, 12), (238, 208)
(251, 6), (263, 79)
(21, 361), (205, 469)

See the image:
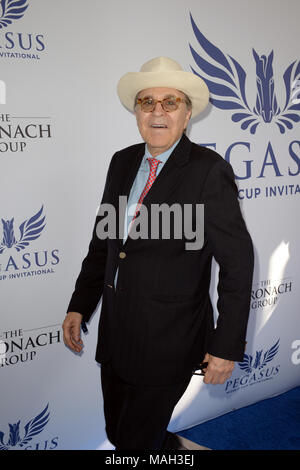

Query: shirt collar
(144, 138), (181, 164)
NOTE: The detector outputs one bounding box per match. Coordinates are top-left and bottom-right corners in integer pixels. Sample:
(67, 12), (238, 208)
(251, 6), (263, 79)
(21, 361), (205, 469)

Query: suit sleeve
(66, 152), (118, 322)
(202, 157), (254, 361)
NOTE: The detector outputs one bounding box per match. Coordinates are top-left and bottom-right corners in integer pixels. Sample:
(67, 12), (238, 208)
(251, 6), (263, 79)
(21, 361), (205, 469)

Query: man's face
(134, 87), (192, 157)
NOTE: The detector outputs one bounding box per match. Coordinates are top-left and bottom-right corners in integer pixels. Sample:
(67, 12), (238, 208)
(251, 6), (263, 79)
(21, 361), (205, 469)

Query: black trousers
(100, 361), (192, 450)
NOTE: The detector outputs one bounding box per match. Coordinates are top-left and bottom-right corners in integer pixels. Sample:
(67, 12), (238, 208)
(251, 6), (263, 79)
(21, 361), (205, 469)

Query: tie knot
(147, 157), (161, 171)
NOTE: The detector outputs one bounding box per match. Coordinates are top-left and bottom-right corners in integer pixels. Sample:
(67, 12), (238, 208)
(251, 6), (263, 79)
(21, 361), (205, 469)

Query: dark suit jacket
(67, 134), (254, 386)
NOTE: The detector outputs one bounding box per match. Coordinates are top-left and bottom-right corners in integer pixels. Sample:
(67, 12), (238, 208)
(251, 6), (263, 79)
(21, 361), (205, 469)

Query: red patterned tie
(128, 157), (161, 233)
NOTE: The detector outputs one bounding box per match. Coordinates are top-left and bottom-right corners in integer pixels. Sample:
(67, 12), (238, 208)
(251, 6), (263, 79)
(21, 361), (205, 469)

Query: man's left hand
(202, 353), (234, 385)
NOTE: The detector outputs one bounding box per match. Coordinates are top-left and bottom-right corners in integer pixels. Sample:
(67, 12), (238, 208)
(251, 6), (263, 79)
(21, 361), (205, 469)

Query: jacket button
(119, 251), (126, 259)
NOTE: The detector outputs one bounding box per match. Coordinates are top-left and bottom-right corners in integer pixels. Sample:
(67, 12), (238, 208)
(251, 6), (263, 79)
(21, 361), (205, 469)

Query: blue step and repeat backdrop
(1, 0), (299, 450)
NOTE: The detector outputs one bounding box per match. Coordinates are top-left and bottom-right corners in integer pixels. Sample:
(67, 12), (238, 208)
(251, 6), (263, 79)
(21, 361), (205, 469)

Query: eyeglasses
(136, 97), (186, 113)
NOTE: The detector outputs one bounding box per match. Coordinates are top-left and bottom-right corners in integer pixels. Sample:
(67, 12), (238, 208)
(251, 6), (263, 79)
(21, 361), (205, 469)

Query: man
(63, 57), (254, 450)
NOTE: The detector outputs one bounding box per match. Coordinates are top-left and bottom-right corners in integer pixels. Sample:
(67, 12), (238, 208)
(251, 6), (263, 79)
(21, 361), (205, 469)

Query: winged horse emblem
(0, 404), (50, 450)
(0, 205), (46, 254)
(238, 339), (280, 374)
(0, 0), (29, 29)
(189, 13), (300, 134)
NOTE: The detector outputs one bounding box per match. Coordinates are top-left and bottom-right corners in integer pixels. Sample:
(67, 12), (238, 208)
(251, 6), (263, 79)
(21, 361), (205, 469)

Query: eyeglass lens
(141, 98), (180, 112)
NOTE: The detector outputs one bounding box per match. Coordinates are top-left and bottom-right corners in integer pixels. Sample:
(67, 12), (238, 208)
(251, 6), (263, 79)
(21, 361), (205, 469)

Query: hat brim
(117, 70), (209, 118)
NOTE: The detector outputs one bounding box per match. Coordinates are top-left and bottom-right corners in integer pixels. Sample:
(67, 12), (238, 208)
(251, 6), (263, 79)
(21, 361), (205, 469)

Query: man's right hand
(62, 312), (84, 353)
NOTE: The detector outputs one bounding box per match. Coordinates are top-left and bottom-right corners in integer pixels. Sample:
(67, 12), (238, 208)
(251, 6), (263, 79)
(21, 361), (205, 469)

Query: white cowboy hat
(117, 56), (209, 118)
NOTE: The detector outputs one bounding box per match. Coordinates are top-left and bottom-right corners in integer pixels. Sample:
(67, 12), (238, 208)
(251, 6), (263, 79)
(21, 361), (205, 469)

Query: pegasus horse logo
(0, 404), (50, 450)
(190, 13), (300, 134)
(238, 339), (280, 374)
(0, 0), (28, 29)
(253, 49), (279, 123)
(0, 206), (46, 254)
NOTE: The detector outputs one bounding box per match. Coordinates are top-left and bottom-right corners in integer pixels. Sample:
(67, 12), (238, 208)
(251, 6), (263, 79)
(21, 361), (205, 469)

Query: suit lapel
(117, 134), (192, 249)
(121, 145), (145, 201)
(141, 134), (192, 206)
(114, 144), (144, 245)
